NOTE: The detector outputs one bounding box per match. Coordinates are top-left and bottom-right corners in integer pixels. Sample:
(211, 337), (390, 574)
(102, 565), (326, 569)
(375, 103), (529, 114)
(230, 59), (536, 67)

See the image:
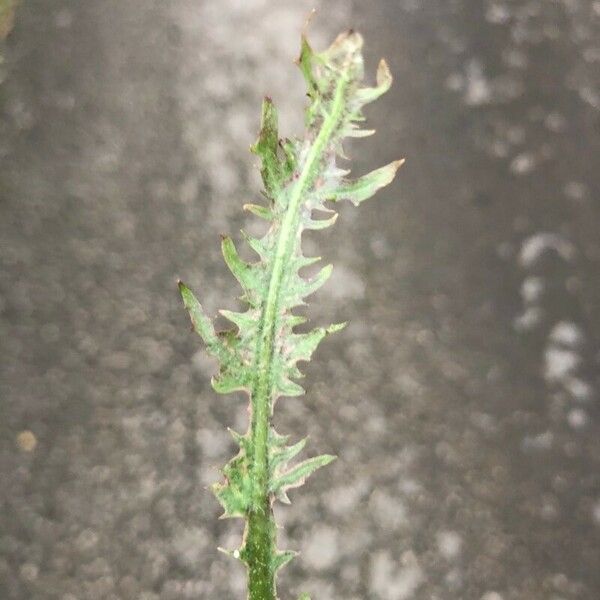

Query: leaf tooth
(321, 30), (365, 79)
(296, 254), (321, 268)
(275, 489), (292, 504)
(355, 58), (393, 105)
(281, 138), (297, 174)
(297, 34), (319, 95)
(243, 203), (273, 220)
(301, 263), (333, 298)
(286, 330), (324, 365)
(221, 236), (263, 297)
(288, 365), (303, 379)
(272, 550), (297, 573)
(211, 368), (250, 395)
(303, 212), (338, 230)
(344, 126), (376, 138)
(286, 322), (346, 368)
(250, 97), (283, 194)
(218, 546), (244, 563)
(178, 281), (231, 361)
(270, 437), (307, 472)
(276, 376), (305, 398)
(219, 309), (257, 333)
(269, 454), (337, 498)
(227, 427), (246, 447)
(323, 162), (351, 179)
(285, 314), (308, 327)
(251, 96), (279, 155)
(268, 427), (291, 448)
(281, 314), (308, 337)
(240, 229), (270, 261)
(320, 159), (404, 206)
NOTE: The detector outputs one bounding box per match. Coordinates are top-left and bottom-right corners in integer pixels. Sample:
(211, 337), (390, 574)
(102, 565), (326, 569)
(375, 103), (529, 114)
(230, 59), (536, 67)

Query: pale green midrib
(249, 72), (350, 509)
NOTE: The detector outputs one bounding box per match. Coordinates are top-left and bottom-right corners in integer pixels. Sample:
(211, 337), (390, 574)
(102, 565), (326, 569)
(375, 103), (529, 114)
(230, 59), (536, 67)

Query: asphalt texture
(1, 1), (599, 599)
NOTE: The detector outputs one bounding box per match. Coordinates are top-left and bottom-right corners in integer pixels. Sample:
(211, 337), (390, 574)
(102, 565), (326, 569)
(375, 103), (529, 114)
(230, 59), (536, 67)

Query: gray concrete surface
(1, 1), (599, 599)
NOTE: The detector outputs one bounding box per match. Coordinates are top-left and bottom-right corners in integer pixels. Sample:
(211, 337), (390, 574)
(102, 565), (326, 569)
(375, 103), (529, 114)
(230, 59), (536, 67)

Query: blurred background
(1, 1), (599, 599)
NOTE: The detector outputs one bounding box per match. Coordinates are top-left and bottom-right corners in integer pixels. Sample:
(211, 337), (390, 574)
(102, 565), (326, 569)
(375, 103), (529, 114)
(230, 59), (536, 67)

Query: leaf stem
(245, 74), (349, 599)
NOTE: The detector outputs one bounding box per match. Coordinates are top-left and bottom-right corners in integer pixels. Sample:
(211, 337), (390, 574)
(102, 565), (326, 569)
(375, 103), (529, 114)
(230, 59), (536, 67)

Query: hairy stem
(245, 509), (277, 599)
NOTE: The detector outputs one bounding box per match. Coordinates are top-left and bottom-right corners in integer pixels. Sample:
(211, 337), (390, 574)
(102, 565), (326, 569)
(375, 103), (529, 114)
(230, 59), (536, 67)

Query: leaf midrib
(249, 72), (349, 507)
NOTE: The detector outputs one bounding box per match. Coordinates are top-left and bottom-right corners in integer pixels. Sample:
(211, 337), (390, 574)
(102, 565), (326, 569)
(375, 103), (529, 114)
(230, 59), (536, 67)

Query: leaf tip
(322, 454), (337, 465)
(327, 322), (347, 334)
(301, 7), (317, 37)
(377, 58), (393, 87)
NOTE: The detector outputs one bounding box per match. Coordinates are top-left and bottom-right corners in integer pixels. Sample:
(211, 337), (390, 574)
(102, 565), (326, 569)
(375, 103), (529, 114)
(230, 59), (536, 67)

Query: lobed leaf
(179, 26), (403, 593)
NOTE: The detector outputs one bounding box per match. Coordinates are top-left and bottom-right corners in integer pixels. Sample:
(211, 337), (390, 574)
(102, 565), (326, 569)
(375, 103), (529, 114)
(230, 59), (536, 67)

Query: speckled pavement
(1, 1), (599, 599)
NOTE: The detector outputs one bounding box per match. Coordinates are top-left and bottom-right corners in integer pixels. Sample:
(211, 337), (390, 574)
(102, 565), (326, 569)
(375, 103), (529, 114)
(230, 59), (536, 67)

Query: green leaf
(303, 212), (339, 230)
(272, 550), (297, 573)
(297, 263), (333, 300)
(178, 281), (216, 343)
(356, 58), (393, 105)
(320, 159), (405, 206)
(250, 97), (293, 196)
(211, 368), (250, 395)
(213, 449), (253, 518)
(219, 308), (256, 331)
(243, 203), (274, 221)
(275, 375), (305, 399)
(298, 35), (317, 92)
(269, 454), (337, 502)
(286, 323), (346, 367)
(221, 236), (265, 303)
(178, 26), (402, 598)
(269, 437), (307, 473)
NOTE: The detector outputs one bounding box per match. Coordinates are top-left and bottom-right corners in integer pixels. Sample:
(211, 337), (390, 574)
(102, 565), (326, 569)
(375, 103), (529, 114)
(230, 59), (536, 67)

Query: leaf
(212, 448), (253, 518)
(356, 58), (393, 105)
(251, 97), (283, 194)
(178, 281), (231, 364)
(319, 159), (405, 206)
(221, 236), (264, 303)
(299, 263), (334, 299)
(240, 229), (270, 261)
(219, 308), (256, 332)
(272, 550), (297, 573)
(243, 203), (273, 221)
(178, 26), (402, 595)
(275, 375), (305, 399)
(269, 436), (307, 473)
(303, 212), (339, 230)
(269, 454), (337, 502)
(211, 368), (250, 395)
(298, 35), (317, 92)
(218, 546), (243, 563)
(286, 323), (346, 367)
